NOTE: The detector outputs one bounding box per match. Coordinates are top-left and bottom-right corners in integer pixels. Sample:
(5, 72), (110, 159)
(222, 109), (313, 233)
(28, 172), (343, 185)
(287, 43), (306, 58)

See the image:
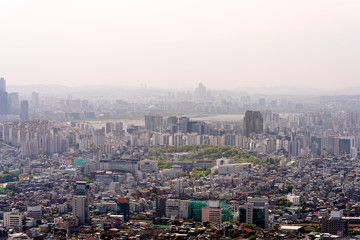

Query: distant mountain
(233, 86), (360, 96)
(7, 84), (360, 98)
(7, 84), (168, 100)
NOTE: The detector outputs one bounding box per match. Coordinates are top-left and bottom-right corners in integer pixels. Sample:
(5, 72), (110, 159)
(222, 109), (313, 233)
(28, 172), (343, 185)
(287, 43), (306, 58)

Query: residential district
(1, 79), (360, 239)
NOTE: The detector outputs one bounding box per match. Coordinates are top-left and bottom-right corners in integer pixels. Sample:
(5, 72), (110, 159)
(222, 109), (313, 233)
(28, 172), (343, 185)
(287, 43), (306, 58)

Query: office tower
(321, 210), (349, 237)
(188, 121), (205, 135)
(271, 100), (278, 108)
(0, 78), (8, 115)
(167, 116), (178, 125)
(155, 197), (166, 217)
(81, 99), (88, 110)
(115, 122), (123, 131)
(179, 116), (189, 133)
(259, 98), (266, 107)
(0, 77), (5, 92)
(239, 197), (269, 228)
(0, 91), (8, 115)
(73, 181), (90, 225)
(31, 92), (39, 107)
(73, 196), (89, 225)
(338, 137), (355, 156)
(106, 122), (114, 134)
(8, 93), (20, 115)
(74, 181), (89, 196)
(202, 201), (221, 224)
(4, 212), (24, 230)
(27, 206), (42, 221)
(194, 83), (207, 103)
(145, 114), (163, 131)
(167, 116), (178, 133)
(243, 110), (263, 137)
(117, 197), (130, 222)
(113, 122), (123, 137)
(165, 199), (190, 219)
(20, 100), (29, 121)
(72, 99), (81, 110)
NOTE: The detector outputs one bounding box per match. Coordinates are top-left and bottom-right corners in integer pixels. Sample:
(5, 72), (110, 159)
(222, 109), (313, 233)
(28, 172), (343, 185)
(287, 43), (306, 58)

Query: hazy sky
(1, 1), (359, 90)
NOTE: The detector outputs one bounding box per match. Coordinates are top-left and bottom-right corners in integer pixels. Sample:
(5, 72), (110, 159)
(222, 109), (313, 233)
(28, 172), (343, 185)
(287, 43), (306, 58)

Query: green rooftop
(74, 158), (91, 167)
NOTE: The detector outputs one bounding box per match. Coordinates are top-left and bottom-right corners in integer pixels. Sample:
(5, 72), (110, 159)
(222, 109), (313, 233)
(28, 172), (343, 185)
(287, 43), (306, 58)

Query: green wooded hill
(146, 145), (261, 165)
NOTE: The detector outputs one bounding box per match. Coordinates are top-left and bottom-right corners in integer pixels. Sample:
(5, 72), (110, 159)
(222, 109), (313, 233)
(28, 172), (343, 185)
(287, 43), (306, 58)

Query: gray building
(20, 100), (29, 121)
(8, 93), (19, 115)
(73, 181), (90, 225)
(243, 110), (263, 137)
(239, 197), (269, 229)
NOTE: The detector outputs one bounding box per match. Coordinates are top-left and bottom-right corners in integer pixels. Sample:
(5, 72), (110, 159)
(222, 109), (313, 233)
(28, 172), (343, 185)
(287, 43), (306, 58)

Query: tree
(277, 196), (293, 207)
(204, 221), (210, 228)
(244, 223), (255, 230)
(255, 187), (261, 196)
(286, 185), (294, 194)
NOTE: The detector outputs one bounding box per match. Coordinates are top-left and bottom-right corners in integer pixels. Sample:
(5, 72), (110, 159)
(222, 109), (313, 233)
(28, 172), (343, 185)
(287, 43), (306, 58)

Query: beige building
(73, 195), (89, 225)
(202, 207), (221, 224)
(165, 199), (189, 219)
(4, 212), (24, 229)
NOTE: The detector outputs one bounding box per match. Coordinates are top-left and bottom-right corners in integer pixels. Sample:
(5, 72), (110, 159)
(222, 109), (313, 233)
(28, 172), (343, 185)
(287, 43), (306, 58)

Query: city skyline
(2, 1), (360, 238)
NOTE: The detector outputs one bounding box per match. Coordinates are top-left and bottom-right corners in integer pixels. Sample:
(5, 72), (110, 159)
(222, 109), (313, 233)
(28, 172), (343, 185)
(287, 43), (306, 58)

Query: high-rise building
(145, 114), (163, 131)
(31, 92), (39, 107)
(73, 196), (89, 225)
(194, 83), (207, 103)
(106, 122), (114, 134)
(202, 207), (222, 224)
(259, 98), (266, 107)
(239, 197), (269, 229)
(243, 110), (263, 137)
(155, 197), (166, 218)
(0, 77), (5, 92)
(117, 197), (130, 222)
(202, 201), (221, 224)
(20, 100), (29, 121)
(74, 181), (90, 196)
(27, 206), (42, 221)
(165, 199), (190, 219)
(8, 93), (19, 115)
(0, 91), (8, 115)
(4, 212), (24, 230)
(166, 116), (178, 133)
(115, 122), (123, 131)
(0, 78), (8, 115)
(179, 116), (189, 133)
(321, 210), (349, 237)
(73, 181), (90, 225)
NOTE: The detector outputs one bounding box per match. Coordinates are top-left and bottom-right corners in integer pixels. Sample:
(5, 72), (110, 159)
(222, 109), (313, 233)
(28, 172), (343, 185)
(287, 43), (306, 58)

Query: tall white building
(73, 196), (89, 225)
(286, 193), (300, 206)
(239, 197), (269, 229)
(194, 83), (207, 103)
(4, 212), (24, 229)
(73, 181), (90, 225)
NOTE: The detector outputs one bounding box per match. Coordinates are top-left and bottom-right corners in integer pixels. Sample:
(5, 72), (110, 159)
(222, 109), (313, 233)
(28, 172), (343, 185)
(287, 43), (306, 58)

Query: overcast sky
(0, 1), (359, 90)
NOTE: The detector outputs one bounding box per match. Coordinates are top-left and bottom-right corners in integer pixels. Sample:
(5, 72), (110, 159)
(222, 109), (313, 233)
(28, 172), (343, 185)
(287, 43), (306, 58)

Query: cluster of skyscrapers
(0, 77), (28, 121)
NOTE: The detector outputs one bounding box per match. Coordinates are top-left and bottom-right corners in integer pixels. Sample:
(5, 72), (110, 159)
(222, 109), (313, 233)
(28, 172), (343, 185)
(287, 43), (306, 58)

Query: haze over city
(1, 0), (360, 90)
(3, 1), (360, 239)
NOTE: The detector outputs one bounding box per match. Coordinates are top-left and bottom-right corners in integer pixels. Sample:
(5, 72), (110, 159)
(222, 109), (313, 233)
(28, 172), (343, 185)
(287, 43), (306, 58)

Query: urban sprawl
(1, 79), (360, 239)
